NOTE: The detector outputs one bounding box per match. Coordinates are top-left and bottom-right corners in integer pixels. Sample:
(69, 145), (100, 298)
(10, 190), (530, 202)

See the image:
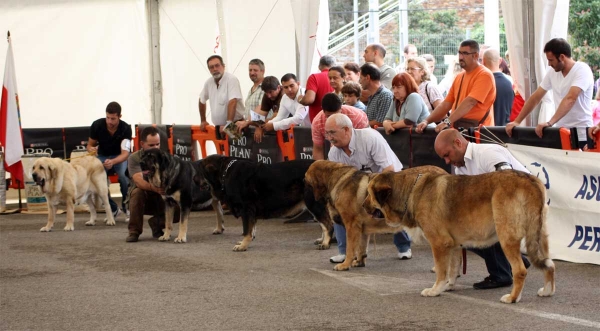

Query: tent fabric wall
(159, 0), (300, 127)
(500, 0), (569, 126)
(292, 0), (330, 86)
(0, 0), (151, 128)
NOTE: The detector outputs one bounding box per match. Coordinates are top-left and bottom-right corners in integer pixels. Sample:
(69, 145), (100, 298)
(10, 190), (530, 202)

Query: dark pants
(127, 187), (180, 236)
(470, 242), (529, 282)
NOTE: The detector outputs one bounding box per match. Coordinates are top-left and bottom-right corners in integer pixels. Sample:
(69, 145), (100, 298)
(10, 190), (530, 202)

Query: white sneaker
(397, 249), (412, 260)
(329, 254), (346, 263)
(125, 209), (130, 222)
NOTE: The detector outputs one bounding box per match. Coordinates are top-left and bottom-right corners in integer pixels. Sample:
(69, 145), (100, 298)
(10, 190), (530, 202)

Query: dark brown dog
(363, 169), (556, 303)
(305, 160), (448, 271)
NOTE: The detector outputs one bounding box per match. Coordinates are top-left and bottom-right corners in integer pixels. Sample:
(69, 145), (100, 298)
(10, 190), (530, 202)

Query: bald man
(434, 129), (531, 290)
(483, 48), (514, 126)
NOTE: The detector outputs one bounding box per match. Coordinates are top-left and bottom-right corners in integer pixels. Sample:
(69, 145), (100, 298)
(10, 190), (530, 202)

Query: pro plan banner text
(508, 144), (600, 265)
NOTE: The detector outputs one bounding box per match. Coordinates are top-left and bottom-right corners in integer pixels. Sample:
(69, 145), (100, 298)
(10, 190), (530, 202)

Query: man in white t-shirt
(199, 55), (245, 132)
(506, 38), (593, 144)
(262, 73), (311, 132)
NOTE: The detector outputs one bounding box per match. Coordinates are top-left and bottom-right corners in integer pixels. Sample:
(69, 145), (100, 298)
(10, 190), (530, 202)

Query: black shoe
(473, 277), (512, 290)
(126, 234), (139, 243)
(148, 217), (164, 238)
(523, 256), (531, 269)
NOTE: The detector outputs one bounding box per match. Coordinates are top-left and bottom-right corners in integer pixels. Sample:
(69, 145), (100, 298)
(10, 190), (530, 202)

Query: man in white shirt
(262, 73), (310, 132)
(198, 55), (245, 132)
(325, 113), (411, 263)
(506, 38), (594, 145)
(434, 128), (531, 290)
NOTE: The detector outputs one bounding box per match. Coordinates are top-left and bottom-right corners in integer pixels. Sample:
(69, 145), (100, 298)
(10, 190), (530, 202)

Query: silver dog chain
(220, 159), (237, 191)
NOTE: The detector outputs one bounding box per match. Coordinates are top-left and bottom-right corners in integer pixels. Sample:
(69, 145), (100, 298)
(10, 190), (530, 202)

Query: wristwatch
(443, 118), (452, 127)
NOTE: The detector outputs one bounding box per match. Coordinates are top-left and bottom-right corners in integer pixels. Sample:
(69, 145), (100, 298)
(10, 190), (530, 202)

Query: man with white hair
(325, 113), (412, 263)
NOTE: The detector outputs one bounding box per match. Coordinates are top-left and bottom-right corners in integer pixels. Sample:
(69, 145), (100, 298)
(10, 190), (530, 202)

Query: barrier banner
(411, 129), (451, 173)
(477, 126), (564, 149)
(22, 128), (65, 159)
(172, 125), (193, 161)
(376, 128), (410, 169)
(251, 131), (283, 164)
(508, 144), (600, 265)
(292, 126), (314, 160)
(228, 128), (253, 159)
(136, 124), (170, 152)
(64, 126), (90, 159)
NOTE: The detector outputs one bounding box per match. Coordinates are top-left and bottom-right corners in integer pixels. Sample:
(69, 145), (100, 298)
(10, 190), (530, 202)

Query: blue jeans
(97, 155), (129, 213)
(334, 223), (411, 255)
(470, 243), (512, 282)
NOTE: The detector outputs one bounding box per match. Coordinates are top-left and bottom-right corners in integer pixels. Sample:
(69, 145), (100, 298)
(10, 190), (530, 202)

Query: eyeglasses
(324, 130), (338, 137)
(457, 51), (477, 56)
(406, 67), (422, 71)
(208, 63), (222, 69)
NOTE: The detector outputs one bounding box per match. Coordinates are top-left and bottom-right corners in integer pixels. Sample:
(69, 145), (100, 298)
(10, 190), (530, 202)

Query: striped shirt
(244, 84), (264, 120)
(366, 85), (393, 124)
(311, 105), (368, 145)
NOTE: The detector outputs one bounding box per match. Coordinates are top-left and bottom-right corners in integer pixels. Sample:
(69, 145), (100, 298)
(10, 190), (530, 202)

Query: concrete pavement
(1, 208), (599, 330)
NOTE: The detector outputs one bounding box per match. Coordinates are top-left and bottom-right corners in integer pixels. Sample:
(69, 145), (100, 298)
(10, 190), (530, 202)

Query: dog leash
(63, 151), (96, 161)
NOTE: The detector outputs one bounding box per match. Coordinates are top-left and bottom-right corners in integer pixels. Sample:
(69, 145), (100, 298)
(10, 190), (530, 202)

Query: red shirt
(311, 105), (369, 146)
(305, 69), (334, 122)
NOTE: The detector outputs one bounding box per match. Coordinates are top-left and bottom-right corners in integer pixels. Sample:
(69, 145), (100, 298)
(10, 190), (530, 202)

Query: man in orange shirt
(416, 40), (496, 133)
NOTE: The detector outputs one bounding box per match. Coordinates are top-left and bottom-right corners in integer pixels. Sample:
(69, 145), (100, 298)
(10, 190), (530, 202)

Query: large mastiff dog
(31, 156), (115, 231)
(305, 160), (447, 271)
(140, 149), (217, 243)
(198, 155), (332, 252)
(364, 169), (556, 303)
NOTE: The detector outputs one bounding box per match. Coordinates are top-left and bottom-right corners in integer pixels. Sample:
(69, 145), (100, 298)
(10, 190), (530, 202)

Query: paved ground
(1, 206), (599, 331)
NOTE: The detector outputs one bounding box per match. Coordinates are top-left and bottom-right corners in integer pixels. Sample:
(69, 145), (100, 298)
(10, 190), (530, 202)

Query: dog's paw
(500, 293), (520, 304)
(351, 260), (366, 268)
(63, 225), (74, 231)
(420, 288), (441, 297)
(537, 285), (554, 297)
(105, 219), (116, 226)
(40, 226), (52, 232)
(316, 243), (330, 250)
(233, 244), (247, 252)
(174, 237), (187, 243)
(212, 227), (224, 235)
(85, 220), (96, 226)
(314, 238), (324, 245)
(444, 282), (455, 292)
(158, 234), (171, 242)
(333, 263), (350, 271)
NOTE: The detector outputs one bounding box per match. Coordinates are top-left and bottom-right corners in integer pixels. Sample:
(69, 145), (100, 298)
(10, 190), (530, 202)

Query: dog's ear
(373, 183), (393, 207)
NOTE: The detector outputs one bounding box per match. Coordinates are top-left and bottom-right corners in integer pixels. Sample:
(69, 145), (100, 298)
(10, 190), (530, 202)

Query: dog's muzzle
(32, 173), (45, 187)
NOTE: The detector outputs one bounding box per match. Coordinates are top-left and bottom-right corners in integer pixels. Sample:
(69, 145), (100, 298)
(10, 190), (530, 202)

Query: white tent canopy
(0, 0), (327, 129)
(0, 0), (572, 129)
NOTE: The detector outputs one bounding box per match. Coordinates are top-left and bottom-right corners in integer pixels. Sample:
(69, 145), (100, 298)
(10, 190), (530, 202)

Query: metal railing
(328, 0), (398, 54)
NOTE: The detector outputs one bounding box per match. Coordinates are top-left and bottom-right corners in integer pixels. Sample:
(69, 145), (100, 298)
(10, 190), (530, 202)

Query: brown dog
(304, 160), (447, 271)
(363, 168), (556, 303)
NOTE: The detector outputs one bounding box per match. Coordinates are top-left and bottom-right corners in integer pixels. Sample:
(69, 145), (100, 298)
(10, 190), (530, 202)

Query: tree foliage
(568, 0), (600, 80)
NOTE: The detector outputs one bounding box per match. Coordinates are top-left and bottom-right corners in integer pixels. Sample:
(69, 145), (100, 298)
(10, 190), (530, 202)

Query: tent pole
(148, 0), (163, 124)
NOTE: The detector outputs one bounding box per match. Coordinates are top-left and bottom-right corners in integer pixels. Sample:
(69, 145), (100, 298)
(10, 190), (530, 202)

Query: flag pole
(5, 30), (23, 212)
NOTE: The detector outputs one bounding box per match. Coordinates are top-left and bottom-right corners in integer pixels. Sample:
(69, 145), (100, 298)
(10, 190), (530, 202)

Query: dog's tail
(524, 179), (554, 271)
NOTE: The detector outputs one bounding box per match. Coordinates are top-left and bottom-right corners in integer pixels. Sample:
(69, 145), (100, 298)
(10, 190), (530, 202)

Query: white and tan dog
(31, 156), (115, 231)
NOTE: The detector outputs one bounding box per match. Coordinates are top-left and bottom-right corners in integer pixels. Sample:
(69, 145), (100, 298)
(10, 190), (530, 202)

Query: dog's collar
(399, 173), (422, 216)
(220, 159), (237, 191)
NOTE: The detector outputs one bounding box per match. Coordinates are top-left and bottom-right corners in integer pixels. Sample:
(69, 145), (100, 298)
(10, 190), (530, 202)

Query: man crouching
(125, 127), (179, 242)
